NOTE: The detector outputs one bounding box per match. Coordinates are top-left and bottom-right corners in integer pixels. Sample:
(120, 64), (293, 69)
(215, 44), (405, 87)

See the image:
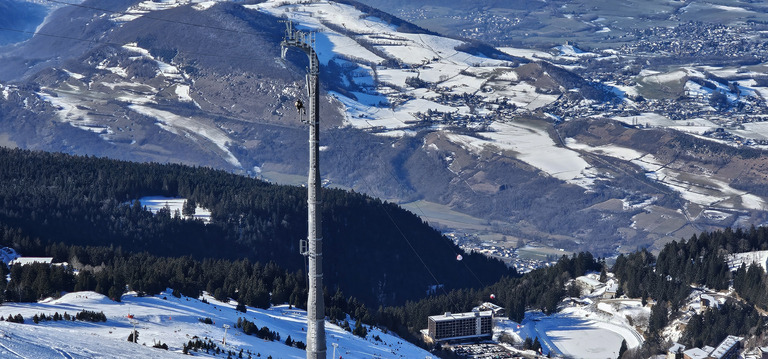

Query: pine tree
(183, 199), (196, 217)
(533, 337), (542, 353)
(236, 302), (247, 313)
(353, 322), (368, 338)
(128, 330), (139, 343)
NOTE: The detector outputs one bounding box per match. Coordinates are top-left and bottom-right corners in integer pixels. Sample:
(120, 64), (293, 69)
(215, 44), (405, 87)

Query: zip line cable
(389, 171), (489, 287)
(324, 129), (474, 312)
(327, 127), (489, 289)
(0, 28), (462, 307)
(2, 0), (493, 304)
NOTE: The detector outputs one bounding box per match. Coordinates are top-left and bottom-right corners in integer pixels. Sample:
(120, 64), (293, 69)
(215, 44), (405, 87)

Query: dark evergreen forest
(0, 147), (510, 308)
(612, 226), (768, 355)
(6, 147), (768, 353)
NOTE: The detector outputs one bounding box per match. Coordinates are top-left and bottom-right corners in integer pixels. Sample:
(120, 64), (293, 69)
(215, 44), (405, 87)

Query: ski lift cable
(324, 129), (498, 312)
(1, 0), (493, 294)
(324, 129), (467, 312)
(325, 128), (488, 289)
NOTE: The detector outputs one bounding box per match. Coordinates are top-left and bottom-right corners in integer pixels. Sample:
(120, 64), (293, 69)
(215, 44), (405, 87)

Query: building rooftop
(668, 343), (686, 354)
(710, 335), (743, 359)
(576, 276), (603, 288)
(474, 302), (503, 313)
(683, 347), (711, 359)
(429, 311), (492, 323)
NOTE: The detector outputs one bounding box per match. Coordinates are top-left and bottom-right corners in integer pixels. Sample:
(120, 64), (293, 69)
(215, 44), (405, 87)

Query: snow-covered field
(496, 302), (644, 359)
(566, 137), (767, 211)
(493, 272), (645, 358)
(448, 121), (597, 187)
(136, 196), (212, 223)
(0, 290), (431, 358)
(728, 250), (768, 272)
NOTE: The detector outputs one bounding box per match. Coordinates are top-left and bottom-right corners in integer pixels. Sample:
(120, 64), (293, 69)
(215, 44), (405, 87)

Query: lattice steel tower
(281, 21), (326, 359)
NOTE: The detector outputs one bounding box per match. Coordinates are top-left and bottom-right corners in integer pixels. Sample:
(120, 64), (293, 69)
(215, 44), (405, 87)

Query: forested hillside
(609, 226), (768, 356)
(0, 147), (510, 307)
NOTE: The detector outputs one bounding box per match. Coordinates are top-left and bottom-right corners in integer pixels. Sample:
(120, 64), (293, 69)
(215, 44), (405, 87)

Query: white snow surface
(112, 0), (227, 22)
(448, 121), (597, 188)
(136, 196), (212, 223)
(728, 251), (768, 272)
(38, 91), (115, 139)
(0, 290), (432, 359)
(566, 136), (767, 211)
(128, 104), (242, 167)
(498, 304), (643, 359)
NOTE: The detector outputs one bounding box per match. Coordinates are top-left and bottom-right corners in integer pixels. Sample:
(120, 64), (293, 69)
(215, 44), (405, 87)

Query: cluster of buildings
(447, 233), (555, 274)
(620, 22), (768, 62)
(667, 336), (743, 359)
(411, 94), (517, 128)
(421, 303), (526, 358)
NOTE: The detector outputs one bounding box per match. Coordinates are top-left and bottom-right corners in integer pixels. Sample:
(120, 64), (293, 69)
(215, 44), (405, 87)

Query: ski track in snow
(0, 339), (27, 359)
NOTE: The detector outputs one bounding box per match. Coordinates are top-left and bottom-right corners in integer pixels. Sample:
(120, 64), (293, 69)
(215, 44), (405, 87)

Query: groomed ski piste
(0, 290), (432, 358)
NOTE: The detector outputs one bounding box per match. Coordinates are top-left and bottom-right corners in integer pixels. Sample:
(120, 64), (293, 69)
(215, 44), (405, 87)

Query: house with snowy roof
(709, 335), (742, 359)
(684, 347), (711, 359)
(679, 335), (742, 359)
(668, 343), (685, 359)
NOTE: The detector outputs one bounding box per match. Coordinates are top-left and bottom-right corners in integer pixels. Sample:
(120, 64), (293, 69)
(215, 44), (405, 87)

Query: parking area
(450, 343), (523, 359)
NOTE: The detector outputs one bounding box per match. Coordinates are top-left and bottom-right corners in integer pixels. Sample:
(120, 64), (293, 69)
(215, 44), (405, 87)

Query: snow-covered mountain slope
(2, 0), (768, 257)
(245, 0), (620, 189)
(0, 290), (431, 358)
(250, 0), (600, 134)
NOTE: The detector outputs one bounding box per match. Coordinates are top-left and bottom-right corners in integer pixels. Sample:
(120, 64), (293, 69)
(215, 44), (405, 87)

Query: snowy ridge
(0, 290), (431, 358)
(111, 0), (228, 23)
(128, 105), (242, 168)
(248, 0), (605, 187)
(37, 39), (243, 166)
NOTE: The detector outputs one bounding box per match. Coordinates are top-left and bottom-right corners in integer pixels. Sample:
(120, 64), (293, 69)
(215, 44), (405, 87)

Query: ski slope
(0, 290), (431, 358)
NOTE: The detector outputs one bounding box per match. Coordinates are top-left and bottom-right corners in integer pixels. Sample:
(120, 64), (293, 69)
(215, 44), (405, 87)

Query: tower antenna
(281, 21), (326, 359)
